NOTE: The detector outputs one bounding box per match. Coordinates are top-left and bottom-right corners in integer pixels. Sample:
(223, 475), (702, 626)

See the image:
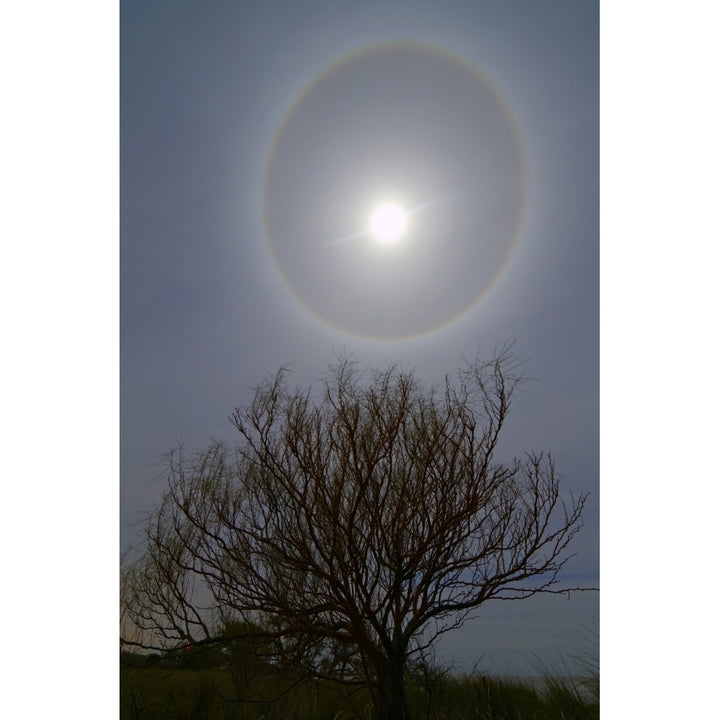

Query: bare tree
(121, 349), (589, 720)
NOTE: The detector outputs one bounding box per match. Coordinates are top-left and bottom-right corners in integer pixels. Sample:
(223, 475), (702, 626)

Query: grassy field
(120, 654), (599, 720)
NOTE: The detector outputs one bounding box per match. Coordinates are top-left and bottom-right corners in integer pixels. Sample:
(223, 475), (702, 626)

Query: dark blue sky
(121, 0), (598, 672)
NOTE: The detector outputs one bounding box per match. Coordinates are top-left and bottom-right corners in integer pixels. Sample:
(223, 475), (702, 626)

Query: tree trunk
(373, 659), (410, 720)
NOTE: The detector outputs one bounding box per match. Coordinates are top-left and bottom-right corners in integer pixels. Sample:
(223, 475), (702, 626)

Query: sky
(4, 1), (720, 717)
(120, 0), (599, 673)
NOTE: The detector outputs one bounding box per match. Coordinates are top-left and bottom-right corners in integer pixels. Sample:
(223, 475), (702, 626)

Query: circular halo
(263, 42), (526, 341)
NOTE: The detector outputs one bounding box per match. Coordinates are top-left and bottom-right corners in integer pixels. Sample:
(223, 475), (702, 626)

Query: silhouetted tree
(121, 348), (588, 720)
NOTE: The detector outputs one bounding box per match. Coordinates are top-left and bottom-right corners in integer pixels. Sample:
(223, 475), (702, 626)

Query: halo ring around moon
(262, 42), (526, 341)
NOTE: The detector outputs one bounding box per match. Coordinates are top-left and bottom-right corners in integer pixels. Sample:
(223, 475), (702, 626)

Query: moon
(369, 203), (407, 242)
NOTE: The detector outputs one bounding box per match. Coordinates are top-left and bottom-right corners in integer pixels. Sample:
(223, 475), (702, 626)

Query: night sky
(120, 0), (598, 673)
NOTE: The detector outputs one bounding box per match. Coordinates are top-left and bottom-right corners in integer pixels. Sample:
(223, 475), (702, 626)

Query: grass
(120, 660), (599, 720)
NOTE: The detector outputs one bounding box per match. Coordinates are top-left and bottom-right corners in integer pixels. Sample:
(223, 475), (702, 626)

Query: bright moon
(369, 203), (407, 242)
